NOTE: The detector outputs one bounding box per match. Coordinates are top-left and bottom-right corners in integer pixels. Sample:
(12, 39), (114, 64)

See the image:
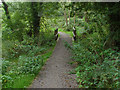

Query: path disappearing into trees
(29, 32), (78, 88)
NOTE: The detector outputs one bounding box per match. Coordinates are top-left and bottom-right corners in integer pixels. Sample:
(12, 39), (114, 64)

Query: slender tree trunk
(1, 0), (13, 31)
(85, 12), (88, 22)
(1, 0), (10, 19)
(64, 9), (68, 26)
(69, 10), (70, 25)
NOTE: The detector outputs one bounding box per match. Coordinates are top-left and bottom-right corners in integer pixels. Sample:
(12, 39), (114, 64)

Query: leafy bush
(2, 37), (55, 88)
(2, 55), (43, 88)
(2, 75), (14, 88)
(2, 36), (55, 59)
(67, 38), (120, 88)
(18, 55), (43, 75)
(64, 15), (120, 87)
(2, 60), (13, 75)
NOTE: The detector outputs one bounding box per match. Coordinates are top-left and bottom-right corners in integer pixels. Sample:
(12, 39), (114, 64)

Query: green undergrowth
(8, 74), (35, 88)
(2, 44), (55, 88)
(65, 38), (120, 88)
(2, 35), (56, 88)
(64, 15), (120, 88)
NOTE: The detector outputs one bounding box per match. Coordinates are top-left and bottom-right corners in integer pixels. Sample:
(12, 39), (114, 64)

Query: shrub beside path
(29, 32), (78, 88)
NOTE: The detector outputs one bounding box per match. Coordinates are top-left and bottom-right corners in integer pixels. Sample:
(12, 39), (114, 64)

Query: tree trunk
(1, 0), (10, 19)
(31, 2), (42, 38)
(69, 10), (70, 25)
(1, 0), (14, 32)
(85, 12), (88, 22)
(64, 9), (68, 26)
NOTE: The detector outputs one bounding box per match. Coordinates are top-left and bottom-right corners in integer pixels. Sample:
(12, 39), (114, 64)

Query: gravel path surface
(29, 32), (78, 88)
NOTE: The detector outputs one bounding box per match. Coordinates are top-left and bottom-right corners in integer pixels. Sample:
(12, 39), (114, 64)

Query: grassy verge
(12, 45), (55, 88)
(11, 74), (35, 88)
(2, 40), (56, 88)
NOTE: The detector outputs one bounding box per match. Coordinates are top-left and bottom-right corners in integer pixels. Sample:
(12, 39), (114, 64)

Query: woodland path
(29, 32), (78, 88)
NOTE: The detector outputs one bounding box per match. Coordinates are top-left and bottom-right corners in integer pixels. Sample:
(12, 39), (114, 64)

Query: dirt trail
(29, 32), (78, 88)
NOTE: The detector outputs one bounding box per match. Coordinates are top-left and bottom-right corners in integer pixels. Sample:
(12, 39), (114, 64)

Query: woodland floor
(29, 32), (78, 88)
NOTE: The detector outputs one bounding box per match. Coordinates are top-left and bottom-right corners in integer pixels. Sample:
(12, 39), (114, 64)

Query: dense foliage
(64, 2), (120, 88)
(1, 2), (58, 88)
(1, 1), (120, 88)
